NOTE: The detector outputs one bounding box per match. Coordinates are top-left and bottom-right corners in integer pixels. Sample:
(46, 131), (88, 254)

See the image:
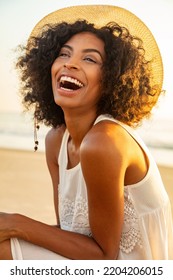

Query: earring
(34, 111), (40, 152)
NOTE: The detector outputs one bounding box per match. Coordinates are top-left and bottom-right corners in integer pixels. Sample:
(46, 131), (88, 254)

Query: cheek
(94, 71), (103, 88)
(51, 63), (56, 77)
(51, 69), (55, 89)
(51, 65), (57, 93)
(89, 67), (102, 82)
(51, 58), (62, 75)
(51, 63), (59, 89)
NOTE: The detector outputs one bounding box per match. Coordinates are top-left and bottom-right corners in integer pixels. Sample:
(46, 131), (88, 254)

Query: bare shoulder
(81, 120), (148, 187)
(45, 125), (66, 146)
(80, 120), (130, 186)
(45, 125), (66, 163)
(81, 120), (130, 159)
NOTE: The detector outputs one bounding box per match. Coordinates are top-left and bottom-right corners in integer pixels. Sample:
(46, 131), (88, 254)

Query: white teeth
(60, 76), (84, 88)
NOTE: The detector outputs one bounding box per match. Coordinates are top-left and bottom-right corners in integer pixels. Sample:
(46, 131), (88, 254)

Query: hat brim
(30, 5), (163, 90)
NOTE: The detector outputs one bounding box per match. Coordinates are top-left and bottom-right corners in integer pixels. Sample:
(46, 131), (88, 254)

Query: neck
(64, 110), (97, 148)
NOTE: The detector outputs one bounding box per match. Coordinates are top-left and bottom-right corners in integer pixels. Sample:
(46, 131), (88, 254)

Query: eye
(58, 52), (70, 58)
(84, 57), (96, 63)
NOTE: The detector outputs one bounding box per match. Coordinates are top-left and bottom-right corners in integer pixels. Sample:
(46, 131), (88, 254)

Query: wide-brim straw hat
(30, 5), (163, 91)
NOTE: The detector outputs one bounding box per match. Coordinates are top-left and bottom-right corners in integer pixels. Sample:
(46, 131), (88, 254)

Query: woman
(0, 5), (172, 260)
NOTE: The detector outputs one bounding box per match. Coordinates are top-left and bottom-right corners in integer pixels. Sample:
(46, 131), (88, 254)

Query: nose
(64, 63), (79, 70)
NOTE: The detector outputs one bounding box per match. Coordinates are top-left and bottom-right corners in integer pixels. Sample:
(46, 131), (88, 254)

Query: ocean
(0, 111), (173, 167)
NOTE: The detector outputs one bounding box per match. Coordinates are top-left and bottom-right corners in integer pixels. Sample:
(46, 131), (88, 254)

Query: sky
(0, 0), (173, 120)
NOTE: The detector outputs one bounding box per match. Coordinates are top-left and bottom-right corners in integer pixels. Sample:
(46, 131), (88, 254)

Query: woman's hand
(0, 212), (16, 242)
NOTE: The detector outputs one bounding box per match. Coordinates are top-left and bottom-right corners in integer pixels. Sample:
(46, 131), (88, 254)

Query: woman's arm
(80, 122), (126, 259)
(0, 211), (118, 259)
(45, 126), (64, 225)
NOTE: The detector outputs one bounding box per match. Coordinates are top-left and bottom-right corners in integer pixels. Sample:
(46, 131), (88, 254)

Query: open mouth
(59, 76), (84, 91)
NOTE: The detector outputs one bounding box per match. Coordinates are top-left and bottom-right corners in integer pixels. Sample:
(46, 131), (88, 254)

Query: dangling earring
(34, 108), (40, 152)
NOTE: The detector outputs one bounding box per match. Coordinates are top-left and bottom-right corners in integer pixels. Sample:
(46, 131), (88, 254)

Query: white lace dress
(10, 114), (173, 259)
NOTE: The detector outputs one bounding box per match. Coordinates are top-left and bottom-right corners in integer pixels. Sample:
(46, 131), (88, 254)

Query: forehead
(64, 32), (105, 51)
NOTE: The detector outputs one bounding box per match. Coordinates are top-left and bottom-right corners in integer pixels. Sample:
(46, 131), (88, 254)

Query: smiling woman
(57, 42), (103, 91)
(51, 32), (104, 112)
(0, 5), (172, 260)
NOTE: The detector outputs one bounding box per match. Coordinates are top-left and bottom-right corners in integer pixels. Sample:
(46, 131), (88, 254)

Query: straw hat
(30, 5), (163, 91)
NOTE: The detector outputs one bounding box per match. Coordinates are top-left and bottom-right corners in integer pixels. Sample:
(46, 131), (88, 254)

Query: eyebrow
(62, 44), (104, 60)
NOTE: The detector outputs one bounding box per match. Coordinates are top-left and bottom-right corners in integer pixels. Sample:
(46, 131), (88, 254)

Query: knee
(0, 240), (13, 260)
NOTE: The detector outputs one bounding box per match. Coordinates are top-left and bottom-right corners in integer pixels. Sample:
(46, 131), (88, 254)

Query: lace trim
(59, 194), (91, 236)
(119, 195), (143, 253)
(59, 191), (143, 254)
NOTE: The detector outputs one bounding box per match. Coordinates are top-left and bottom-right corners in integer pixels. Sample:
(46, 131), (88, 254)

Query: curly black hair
(16, 20), (162, 127)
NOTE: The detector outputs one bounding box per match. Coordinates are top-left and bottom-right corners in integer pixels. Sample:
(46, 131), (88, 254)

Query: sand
(0, 148), (56, 224)
(0, 148), (173, 224)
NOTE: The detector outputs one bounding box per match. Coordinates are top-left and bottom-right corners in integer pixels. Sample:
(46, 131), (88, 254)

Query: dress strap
(58, 129), (69, 168)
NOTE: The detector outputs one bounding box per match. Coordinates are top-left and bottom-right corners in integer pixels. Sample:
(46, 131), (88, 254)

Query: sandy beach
(0, 148), (56, 224)
(0, 148), (173, 224)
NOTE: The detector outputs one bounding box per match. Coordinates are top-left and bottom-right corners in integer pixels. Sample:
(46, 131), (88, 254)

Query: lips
(59, 75), (84, 91)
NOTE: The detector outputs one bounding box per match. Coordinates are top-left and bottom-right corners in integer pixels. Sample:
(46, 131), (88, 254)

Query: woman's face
(51, 32), (105, 114)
